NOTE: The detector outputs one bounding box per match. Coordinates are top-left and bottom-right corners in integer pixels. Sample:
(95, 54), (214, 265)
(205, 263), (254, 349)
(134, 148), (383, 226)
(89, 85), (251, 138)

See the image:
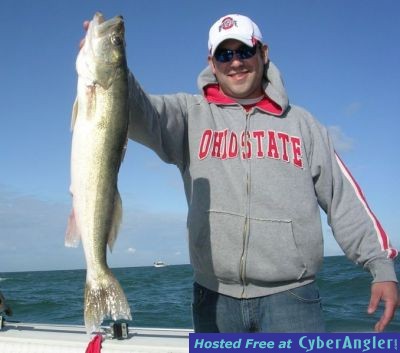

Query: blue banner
(189, 333), (399, 353)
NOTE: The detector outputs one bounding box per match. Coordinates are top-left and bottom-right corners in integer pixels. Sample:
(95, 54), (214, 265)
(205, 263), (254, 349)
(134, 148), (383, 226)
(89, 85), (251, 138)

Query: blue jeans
(192, 282), (325, 332)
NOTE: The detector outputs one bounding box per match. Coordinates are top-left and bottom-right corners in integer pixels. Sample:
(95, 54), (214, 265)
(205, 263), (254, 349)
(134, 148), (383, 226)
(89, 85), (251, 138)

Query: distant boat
(153, 261), (167, 268)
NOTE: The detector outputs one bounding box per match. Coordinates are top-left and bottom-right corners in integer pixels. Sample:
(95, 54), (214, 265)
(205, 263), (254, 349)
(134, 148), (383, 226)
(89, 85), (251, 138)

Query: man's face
(208, 39), (268, 100)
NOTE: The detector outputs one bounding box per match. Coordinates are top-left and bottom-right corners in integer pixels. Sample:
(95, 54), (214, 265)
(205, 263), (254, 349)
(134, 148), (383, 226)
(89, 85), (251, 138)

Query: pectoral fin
(65, 208), (81, 247)
(71, 98), (78, 131)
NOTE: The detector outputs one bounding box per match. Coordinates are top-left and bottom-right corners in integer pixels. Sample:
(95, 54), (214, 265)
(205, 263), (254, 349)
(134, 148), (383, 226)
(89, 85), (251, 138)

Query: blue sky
(0, 0), (399, 272)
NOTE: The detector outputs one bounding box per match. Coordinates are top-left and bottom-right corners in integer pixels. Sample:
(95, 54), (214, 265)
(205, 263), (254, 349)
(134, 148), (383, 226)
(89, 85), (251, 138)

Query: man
(82, 14), (398, 332)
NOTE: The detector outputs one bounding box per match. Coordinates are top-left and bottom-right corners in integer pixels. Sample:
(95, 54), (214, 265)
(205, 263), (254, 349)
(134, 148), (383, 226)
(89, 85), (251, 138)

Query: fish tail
(84, 271), (132, 333)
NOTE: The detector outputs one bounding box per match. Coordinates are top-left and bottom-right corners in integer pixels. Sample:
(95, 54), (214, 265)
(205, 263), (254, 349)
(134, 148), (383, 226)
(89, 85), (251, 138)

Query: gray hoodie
(127, 61), (398, 298)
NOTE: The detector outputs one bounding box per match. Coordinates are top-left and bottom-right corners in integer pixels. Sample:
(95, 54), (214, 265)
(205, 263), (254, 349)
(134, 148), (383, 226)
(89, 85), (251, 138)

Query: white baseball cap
(208, 14), (263, 56)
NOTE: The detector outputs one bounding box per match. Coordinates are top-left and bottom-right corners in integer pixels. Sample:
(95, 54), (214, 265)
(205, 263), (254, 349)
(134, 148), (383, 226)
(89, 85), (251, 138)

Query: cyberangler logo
(219, 17), (237, 32)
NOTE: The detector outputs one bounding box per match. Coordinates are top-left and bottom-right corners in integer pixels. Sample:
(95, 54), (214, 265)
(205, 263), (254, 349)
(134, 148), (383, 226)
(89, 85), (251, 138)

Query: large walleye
(66, 13), (131, 333)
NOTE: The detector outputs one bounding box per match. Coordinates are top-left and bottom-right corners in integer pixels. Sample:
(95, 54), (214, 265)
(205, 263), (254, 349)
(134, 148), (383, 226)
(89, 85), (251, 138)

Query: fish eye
(111, 33), (123, 46)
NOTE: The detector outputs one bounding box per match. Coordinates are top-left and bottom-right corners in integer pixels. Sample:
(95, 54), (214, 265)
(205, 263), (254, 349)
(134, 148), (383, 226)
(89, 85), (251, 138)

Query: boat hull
(0, 322), (190, 353)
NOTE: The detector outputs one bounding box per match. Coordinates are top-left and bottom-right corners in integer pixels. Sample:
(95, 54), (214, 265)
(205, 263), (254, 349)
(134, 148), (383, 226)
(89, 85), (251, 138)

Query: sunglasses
(214, 44), (258, 63)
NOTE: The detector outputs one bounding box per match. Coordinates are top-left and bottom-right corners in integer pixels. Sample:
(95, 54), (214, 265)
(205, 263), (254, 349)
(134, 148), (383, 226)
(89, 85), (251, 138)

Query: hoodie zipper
(240, 109), (252, 298)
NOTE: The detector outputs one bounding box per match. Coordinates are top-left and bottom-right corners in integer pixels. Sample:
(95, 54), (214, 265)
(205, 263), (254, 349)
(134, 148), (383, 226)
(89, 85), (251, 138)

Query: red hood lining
(204, 84), (283, 115)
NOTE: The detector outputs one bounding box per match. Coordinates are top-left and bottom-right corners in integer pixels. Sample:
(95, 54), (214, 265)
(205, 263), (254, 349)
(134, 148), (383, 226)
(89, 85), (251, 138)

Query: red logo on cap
(219, 17), (237, 31)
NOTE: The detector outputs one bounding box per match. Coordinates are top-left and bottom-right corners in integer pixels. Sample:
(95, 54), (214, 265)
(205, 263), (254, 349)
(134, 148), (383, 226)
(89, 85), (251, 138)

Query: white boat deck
(0, 322), (191, 353)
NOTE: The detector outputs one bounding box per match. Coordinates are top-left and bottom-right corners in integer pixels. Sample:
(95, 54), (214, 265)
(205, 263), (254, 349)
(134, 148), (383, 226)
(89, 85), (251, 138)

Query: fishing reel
(108, 321), (129, 340)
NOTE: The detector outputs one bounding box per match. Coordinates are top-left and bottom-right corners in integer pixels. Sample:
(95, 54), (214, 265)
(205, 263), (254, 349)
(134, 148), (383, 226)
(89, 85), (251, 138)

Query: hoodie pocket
(245, 218), (307, 283)
(188, 210), (246, 283)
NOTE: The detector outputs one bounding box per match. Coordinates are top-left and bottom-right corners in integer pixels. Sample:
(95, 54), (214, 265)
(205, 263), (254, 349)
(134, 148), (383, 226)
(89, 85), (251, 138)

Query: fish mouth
(93, 12), (125, 37)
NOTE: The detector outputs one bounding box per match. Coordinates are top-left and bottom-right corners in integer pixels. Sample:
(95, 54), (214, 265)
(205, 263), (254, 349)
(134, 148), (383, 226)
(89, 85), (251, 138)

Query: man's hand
(368, 281), (398, 332)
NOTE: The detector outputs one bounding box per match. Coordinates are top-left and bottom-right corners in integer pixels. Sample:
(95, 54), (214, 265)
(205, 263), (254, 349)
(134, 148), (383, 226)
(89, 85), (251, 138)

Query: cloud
(344, 101), (362, 116)
(327, 125), (354, 153)
(0, 185), (189, 272)
(108, 208), (189, 268)
(0, 185), (84, 272)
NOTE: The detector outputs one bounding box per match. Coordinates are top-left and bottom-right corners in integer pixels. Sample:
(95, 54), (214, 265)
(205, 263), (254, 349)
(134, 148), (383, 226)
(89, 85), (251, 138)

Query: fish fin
(65, 208), (81, 247)
(84, 270), (132, 333)
(107, 191), (123, 252)
(71, 98), (78, 131)
(121, 135), (128, 164)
